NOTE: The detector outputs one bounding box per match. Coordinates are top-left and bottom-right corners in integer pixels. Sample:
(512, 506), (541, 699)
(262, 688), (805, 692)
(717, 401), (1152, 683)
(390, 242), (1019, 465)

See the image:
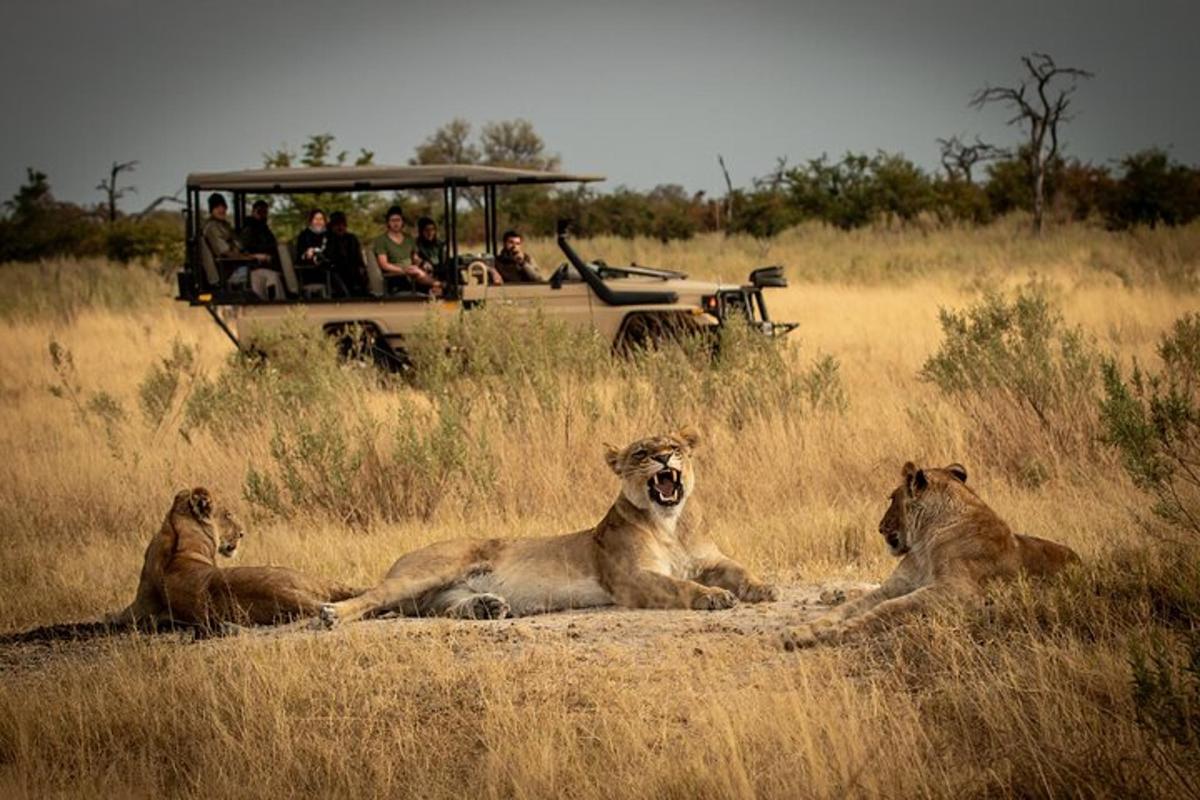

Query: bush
(1101, 313), (1200, 537)
(921, 282), (1101, 483)
(1104, 149), (1200, 230)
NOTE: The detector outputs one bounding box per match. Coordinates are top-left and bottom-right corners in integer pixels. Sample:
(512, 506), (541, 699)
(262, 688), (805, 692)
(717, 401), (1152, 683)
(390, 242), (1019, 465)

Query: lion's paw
(464, 593), (511, 620)
(694, 588), (738, 611)
(316, 604), (340, 630)
(740, 582), (780, 603)
(781, 625), (818, 651)
(782, 623), (842, 651)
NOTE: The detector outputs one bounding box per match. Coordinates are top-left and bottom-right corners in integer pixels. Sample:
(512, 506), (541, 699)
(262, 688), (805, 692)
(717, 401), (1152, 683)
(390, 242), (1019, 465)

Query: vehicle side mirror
(749, 265), (787, 288)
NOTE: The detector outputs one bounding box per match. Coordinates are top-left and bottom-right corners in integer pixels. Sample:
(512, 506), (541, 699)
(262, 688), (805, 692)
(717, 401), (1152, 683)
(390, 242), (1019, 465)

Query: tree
(96, 160), (138, 224)
(3, 167), (54, 222)
(971, 52), (1093, 234)
(1104, 149), (1200, 229)
(410, 118), (560, 215)
(937, 135), (1005, 185)
(479, 119), (560, 171)
(262, 134), (376, 236)
(409, 118), (480, 166)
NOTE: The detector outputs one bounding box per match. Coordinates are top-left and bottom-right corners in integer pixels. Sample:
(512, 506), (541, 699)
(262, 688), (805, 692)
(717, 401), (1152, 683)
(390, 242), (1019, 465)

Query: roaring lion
(318, 427), (778, 627)
(2, 488), (361, 642)
(781, 461), (1079, 650)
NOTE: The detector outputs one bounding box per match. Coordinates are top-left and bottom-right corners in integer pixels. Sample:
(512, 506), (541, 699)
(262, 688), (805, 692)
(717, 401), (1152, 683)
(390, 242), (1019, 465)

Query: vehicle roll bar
(555, 220), (678, 307)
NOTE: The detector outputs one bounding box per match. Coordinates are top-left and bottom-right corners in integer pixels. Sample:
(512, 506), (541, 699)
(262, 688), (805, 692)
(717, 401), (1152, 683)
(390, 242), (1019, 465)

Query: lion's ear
(602, 443), (622, 474)
(945, 463), (968, 483)
(189, 488), (213, 521)
(902, 462), (926, 495)
(675, 425), (701, 451)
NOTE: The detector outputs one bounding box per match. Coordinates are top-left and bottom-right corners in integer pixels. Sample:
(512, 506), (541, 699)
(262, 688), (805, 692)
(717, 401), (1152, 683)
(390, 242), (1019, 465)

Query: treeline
(0, 169), (182, 265)
(2, 129), (1198, 265)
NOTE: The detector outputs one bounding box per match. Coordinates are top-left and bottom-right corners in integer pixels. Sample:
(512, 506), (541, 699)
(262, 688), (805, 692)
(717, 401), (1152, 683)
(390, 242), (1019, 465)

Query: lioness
(106, 487), (363, 630)
(781, 461), (1079, 650)
(318, 427), (778, 627)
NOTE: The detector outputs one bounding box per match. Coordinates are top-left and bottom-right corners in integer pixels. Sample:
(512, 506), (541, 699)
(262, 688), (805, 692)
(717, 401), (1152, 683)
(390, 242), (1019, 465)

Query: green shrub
(1101, 313), (1200, 537)
(1130, 631), (1200, 750)
(921, 282), (1101, 483)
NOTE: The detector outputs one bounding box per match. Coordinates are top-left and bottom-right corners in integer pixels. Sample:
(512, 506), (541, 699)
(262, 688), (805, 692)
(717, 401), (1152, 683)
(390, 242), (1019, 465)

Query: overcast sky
(0, 0), (1196, 211)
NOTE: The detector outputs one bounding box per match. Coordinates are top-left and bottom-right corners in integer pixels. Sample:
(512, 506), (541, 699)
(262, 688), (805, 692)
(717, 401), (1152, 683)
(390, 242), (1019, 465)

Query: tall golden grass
(0, 221), (1198, 798)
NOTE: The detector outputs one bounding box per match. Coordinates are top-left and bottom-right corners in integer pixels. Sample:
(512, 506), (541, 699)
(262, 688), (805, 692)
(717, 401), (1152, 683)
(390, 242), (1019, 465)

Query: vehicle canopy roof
(186, 164), (605, 193)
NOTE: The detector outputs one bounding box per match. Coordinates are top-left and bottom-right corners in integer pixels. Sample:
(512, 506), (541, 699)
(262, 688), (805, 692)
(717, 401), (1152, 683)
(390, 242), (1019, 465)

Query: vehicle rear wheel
(324, 323), (410, 372)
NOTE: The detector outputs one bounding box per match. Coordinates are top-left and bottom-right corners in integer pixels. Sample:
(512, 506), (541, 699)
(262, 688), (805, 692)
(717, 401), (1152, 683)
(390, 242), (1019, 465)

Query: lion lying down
(318, 427), (778, 628)
(3, 488), (361, 642)
(781, 461), (1079, 650)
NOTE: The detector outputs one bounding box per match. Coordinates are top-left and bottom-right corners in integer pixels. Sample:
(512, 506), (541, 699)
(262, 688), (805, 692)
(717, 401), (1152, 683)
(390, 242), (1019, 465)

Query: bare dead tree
(96, 160), (139, 223)
(936, 135), (1006, 185)
(761, 156), (790, 190)
(132, 190), (185, 219)
(970, 53), (1093, 234)
(717, 154), (735, 230)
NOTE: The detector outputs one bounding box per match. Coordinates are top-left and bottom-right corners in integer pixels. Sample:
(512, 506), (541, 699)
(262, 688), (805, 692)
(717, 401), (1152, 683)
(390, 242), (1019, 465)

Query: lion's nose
(652, 453), (671, 467)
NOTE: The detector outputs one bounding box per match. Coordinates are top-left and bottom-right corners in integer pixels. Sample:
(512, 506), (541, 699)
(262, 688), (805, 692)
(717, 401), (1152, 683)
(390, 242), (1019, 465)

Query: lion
(2, 488), (361, 642)
(107, 487), (364, 630)
(317, 427), (778, 628)
(781, 461), (1079, 650)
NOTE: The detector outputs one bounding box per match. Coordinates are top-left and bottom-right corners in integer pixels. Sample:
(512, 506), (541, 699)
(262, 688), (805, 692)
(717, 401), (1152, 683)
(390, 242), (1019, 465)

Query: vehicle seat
(198, 237), (221, 288)
(278, 242), (327, 299)
(362, 245), (385, 297)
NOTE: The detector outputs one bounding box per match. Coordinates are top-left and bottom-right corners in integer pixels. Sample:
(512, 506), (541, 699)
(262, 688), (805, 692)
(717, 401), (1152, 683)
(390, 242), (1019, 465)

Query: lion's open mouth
(648, 468), (683, 506)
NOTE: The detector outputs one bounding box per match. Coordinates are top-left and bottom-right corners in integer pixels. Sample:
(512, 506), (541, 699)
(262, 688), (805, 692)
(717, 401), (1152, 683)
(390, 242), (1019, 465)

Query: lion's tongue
(654, 472), (677, 495)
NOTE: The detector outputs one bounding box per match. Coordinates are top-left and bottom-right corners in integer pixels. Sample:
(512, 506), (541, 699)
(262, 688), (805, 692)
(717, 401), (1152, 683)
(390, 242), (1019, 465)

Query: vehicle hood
(602, 276), (735, 297)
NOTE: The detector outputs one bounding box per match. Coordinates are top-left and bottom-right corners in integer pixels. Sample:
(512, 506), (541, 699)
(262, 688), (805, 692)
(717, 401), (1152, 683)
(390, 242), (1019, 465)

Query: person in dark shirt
(293, 208), (334, 294)
(239, 200), (280, 264)
(412, 216), (444, 271)
(493, 229), (543, 284)
(295, 208), (328, 266)
(325, 211), (366, 297)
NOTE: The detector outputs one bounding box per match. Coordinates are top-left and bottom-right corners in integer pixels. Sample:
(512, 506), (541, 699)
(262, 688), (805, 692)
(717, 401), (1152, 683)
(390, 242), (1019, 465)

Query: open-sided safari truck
(176, 164), (795, 365)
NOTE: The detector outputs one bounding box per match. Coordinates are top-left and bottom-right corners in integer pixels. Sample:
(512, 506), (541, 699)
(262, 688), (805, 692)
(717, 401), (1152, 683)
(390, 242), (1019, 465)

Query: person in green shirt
(371, 206), (440, 294)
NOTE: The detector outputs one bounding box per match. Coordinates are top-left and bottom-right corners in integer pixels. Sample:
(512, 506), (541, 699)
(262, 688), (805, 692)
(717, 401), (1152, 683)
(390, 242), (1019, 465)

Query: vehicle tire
(615, 312), (708, 355)
(323, 323), (410, 373)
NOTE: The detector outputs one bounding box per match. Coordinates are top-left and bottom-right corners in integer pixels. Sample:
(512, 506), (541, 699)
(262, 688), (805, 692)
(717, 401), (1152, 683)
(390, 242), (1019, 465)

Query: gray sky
(1, 0), (1196, 211)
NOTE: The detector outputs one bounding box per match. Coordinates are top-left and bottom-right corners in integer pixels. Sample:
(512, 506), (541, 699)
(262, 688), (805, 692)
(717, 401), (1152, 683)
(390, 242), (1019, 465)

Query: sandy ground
(0, 582), (874, 674)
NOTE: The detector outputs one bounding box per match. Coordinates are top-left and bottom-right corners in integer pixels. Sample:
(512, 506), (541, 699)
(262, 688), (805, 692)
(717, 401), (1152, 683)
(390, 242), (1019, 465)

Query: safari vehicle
(175, 165), (795, 365)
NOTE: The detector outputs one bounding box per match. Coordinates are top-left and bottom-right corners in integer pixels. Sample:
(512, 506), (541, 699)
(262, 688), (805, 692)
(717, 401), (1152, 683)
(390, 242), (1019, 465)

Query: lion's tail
(0, 608), (180, 645)
(0, 618), (127, 645)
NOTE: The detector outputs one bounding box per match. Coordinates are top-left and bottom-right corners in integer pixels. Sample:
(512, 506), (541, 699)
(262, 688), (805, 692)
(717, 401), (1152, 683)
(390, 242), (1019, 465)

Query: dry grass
(0, 221), (1198, 798)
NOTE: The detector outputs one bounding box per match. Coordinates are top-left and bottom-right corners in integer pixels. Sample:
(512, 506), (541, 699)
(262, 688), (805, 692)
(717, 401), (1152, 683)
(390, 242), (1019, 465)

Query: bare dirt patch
(0, 582), (873, 675)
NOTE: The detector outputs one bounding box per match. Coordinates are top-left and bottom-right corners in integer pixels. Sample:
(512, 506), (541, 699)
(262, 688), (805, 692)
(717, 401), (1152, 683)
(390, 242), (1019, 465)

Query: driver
(492, 230), (542, 284)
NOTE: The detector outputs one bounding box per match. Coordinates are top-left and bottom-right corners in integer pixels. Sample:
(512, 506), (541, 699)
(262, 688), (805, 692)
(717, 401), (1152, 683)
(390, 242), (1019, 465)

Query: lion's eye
(633, 449), (648, 460)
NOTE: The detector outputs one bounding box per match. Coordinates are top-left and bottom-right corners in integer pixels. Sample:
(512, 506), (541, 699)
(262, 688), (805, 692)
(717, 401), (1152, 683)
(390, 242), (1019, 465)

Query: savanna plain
(1, 219), (1198, 798)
